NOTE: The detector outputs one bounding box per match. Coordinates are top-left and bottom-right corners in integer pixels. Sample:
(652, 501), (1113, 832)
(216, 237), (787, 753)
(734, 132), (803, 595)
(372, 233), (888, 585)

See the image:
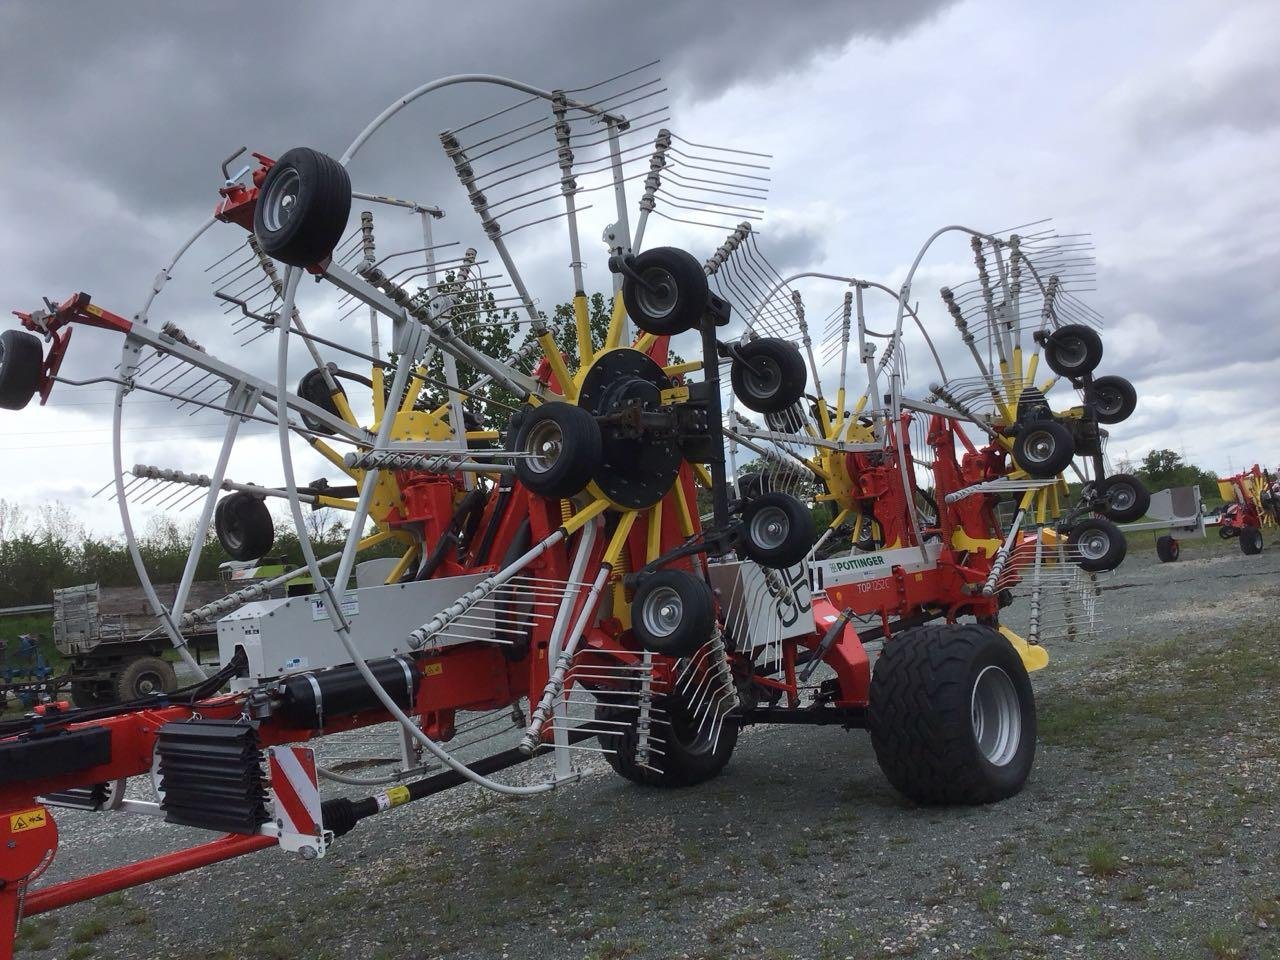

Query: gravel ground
(17, 532), (1280, 960)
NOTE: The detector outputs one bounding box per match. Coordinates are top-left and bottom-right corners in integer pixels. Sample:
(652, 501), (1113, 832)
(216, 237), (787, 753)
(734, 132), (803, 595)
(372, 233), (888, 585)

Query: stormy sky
(1, 0), (1276, 536)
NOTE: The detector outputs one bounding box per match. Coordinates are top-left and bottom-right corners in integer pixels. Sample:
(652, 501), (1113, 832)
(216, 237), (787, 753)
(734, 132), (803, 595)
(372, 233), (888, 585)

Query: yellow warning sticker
(423, 662), (443, 677)
(385, 786), (410, 808)
(9, 807), (47, 833)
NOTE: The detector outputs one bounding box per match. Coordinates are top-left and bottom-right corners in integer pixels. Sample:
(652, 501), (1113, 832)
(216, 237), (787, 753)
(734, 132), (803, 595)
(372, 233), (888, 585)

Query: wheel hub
(578, 349), (682, 509)
(970, 665), (1021, 766)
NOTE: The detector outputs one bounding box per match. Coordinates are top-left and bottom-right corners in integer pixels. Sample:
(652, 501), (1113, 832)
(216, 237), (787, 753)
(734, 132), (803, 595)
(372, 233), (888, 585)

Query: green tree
(1137, 448), (1221, 501)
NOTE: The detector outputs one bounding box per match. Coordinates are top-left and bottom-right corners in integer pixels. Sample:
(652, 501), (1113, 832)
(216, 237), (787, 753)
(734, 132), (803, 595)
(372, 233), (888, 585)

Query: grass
(1203, 929), (1244, 959)
(14, 919), (55, 952)
(65, 947), (94, 960)
(976, 887), (1001, 913)
(69, 918), (109, 944)
(1085, 841), (1121, 878)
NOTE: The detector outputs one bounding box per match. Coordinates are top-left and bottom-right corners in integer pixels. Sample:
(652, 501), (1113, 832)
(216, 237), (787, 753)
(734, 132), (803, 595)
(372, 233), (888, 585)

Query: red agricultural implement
(0, 67), (1143, 955)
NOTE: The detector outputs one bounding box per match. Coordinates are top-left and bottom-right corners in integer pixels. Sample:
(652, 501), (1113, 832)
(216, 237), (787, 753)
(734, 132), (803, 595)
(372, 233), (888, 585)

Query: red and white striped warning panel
(268, 746), (321, 847)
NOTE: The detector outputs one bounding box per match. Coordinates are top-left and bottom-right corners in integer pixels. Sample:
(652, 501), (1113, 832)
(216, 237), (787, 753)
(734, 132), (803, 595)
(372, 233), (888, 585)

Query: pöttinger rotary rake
(0, 65), (1140, 953)
(1216, 464), (1277, 555)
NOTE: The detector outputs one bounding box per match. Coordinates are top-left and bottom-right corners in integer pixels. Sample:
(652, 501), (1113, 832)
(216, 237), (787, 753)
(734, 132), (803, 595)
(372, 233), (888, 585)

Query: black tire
(630, 569), (715, 658)
(1067, 516), (1127, 572)
(739, 492), (815, 569)
(1091, 375), (1137, 425)
(1012, 420), (1075, 478)
(0, 329), (44, 410)
(1219, 523), (1237, 540)
(253, 147), (352, 267)
(115, 656), (177, 701)
(868, 624), (1036, 805)
(598, 693), (738, 788)
(512, 402), (602, 499)
(297, 367), (345, 435)
(215, 491), (275, 561)
(1240, 526), (1263, 556)
(70, 680), (107, 708)
(620, 247), (709, 336)
(1155, 535), (1180, 563)
(1043, 324), (1103, 378)
(1097, 473), (1150, 523)
(494, 520), (534, 661)
(729, 338), (808, 414)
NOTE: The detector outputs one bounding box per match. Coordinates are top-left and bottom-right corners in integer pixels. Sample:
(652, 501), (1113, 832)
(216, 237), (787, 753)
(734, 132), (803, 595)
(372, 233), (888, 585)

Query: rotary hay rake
(0, 65), (1144, 953)
(1216, 464), (1277, 555)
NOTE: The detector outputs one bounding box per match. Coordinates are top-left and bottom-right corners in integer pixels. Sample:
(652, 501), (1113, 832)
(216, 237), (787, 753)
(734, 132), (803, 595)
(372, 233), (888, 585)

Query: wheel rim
(970, 665), (1022, 766)
(524, 419), (564, 474)
(635, 267), (677, 319)
(641, 585), (683, 638)
(746, 357), (781, 399)
(1021, 428), (1057, 465)
(134, 670), (163, 696)
(1107, 483), (1136, 511)
(1053, 335), (1087, 369)
(1077, 528), (1110, 560)
(669, 700), (716, 757)
(262, 167), (301, 233)
(748, 506), (789, 551)
(1095, 387), (1121, 416)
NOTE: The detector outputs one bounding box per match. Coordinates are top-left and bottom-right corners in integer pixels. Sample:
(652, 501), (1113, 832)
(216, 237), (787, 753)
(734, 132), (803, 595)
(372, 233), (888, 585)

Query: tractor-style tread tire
(598, 695), (738, 788)
(115, 656), (177, 702)
(253, 147), (352, 268)
(0, 328), (44, 411)
(1155, 534), (1180, 563)
(1240, 526), (1264, 556)
(868, 624), (1036, 806)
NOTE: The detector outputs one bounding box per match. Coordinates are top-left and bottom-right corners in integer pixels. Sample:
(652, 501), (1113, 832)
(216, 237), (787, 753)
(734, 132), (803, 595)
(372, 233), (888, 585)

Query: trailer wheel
(1043, 324), (1103, 378)
(739, 492), (815, 568)
(729, 337), (808, 414)
(598, 693), (738, 788)
(1240, 526), (1263, 555)
(1155, 535), (1180, 563)
(1091, 375), (1137, 425)
(215, 491), (275, 561)
(1067, 516), (1127, 572)
(868, 623), (1036, 805)
(0, 329), (44, 411)
(1012, 421), (1075, 478)
(631, 570), (715, 658)
(253, 147), (352, 267)
(115, 656), (177, 702)
(620, 246), (708, 336)
(1097, 473), (1150, 523)
(513, 402), (602, 499)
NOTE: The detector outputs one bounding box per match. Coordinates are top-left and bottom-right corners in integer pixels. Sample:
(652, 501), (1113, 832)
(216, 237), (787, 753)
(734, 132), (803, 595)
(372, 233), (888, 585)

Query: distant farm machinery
(0, 66), (1145, 954)
(1216, 464), (1277, 555)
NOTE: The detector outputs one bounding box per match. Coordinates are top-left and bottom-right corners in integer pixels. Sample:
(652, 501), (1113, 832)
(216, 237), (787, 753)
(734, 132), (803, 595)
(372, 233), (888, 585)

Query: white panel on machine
(219, 573), (493, 687)
(708, 560), (813, 651)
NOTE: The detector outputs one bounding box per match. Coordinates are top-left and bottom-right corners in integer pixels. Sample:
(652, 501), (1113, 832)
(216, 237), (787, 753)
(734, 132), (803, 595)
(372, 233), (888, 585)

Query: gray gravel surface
(18, 536), (1280, 960)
